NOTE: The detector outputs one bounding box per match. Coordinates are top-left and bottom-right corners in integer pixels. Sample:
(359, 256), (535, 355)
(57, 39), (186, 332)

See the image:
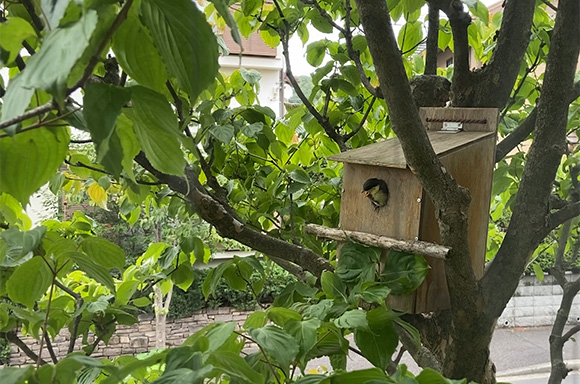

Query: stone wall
(8, 307), (253, 366)
(498, 273), (580, 327)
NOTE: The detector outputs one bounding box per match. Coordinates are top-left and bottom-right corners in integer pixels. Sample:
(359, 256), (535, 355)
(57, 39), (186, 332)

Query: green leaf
(0, 17), (36, 65)
(334, 309), (368, 330)
(87, 294), (113, 313)
(6, 256), (53, 308)
(0, 226), (46, 267)
(336, 242), (379, 284)
(249, 325), (299, 373)
(330, 368), (388, 384)
(320, 271), (347, 301)
(132, 297), (150, 307)
(0, 366), (34, 384)
(381, 251), (430, 295)
(0, 126), (69, 205)
(398, 21), (423, 56)
(84, 83), (131, 178)
(150, 368), (208, 384)
(244, 311), (268, 329)
(293, 375), (328, 384)
(242, 0), (261, 16)
(289, 168), (311, 184)
(48, 172), (66, 195)
(205, 321), (237, 351)
(172, 262), (194, 291)
(241, 122), (264, 139)
(209, 123), (235, 143)
(416, 368), (462, 384)
(158, 246), (179, 270)
(80, 237), (125, 270)
(401, 0), (425, 14)
(65, 251), (116, 293)
(209, 0), (242, 46)
(307, 9), (334, 34)
(284, 318), (320, 361)
(240, 67), (262, 85)
(306, 41), (327, 67)
(20, 10), (98, 103)
(266, 307), (302, 327)
(112, 8), (168, 93)
(116, 114), (141, 182)
(126, 86), (185, 176)
(116, 280), (139, 305)
(469, 1), (489, 25)
(40, 0), (71, 29)
(141, 0), (219, 100)
(208, 351), (265, 384)
(0, 74), (35, 135)
(354, 310), (398, 370)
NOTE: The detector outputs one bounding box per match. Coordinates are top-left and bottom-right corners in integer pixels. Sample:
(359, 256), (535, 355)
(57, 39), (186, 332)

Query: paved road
(306, 325), (580, 379)
(501, 372), (580, 384)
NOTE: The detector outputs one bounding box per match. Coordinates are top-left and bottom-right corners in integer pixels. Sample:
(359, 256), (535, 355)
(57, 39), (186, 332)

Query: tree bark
(305, 224), (450, 259)
(424, 4), (440, 76)
(134, 153), (334, 279)
(482, 0), (580, 317)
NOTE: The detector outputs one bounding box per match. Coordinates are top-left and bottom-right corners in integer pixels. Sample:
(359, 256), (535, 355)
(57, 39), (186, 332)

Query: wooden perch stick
(305, 224), (450, 260)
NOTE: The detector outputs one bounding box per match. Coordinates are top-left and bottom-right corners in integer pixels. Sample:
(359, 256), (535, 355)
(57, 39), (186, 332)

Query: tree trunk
(153, 284), (173, 349)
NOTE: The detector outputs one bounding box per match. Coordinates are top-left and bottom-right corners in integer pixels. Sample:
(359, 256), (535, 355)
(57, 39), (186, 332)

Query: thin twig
(0, 101), (57, 131)
(37, 272), (57, 368)
(0, 107), (82, 139)
(343, 0), (380, 97)
(54, 280), (84, 354)
(344, 95), (376, 141)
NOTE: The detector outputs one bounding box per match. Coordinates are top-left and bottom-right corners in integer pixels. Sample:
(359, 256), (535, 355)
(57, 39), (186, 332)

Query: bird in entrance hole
(362, 178), (389, 210)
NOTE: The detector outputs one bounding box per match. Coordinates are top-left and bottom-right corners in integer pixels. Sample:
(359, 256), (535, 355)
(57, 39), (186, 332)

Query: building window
(446, 57), (453, 67)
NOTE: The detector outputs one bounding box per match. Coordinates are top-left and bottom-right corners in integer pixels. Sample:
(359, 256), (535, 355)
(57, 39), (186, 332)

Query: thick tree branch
(482, 0), (580, 316)
(428, 0), (472, 96)
(0, 331), (47, 365)
(471, 0), (535, 107)
(496, 81), (580, 162)
(424, 4), (440, 76)
(546, 202), (580, 233)
(134, 153), (333, 279)
(495, 109), (537, 162)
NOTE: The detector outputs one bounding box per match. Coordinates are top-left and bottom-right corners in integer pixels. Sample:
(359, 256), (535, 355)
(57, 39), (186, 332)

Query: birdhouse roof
(328, 131), (495, 169)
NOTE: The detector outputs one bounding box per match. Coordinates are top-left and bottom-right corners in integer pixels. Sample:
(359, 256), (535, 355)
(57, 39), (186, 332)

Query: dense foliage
(0, 0), (579, 383)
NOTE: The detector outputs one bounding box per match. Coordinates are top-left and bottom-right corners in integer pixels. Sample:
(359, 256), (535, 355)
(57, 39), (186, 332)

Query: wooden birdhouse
(327, 107), (498, 313)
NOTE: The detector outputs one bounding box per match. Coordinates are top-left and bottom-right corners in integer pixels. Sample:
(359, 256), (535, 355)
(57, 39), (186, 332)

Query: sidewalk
(309, 325), (580, 378)
(492, 326), (580, 377)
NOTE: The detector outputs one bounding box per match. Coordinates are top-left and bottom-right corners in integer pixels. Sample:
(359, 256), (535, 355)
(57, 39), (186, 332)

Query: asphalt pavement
(306, 325), (580, 382)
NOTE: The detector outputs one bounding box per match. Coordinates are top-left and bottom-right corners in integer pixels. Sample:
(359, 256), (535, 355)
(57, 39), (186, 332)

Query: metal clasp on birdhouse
(440, 121), (463, 133)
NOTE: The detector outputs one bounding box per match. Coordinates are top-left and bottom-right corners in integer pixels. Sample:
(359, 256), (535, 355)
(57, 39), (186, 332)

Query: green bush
(168, 262), (297, 318)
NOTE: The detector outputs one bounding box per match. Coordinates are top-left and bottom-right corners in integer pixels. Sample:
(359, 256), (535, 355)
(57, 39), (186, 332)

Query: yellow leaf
(87, 183), (107, 208)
